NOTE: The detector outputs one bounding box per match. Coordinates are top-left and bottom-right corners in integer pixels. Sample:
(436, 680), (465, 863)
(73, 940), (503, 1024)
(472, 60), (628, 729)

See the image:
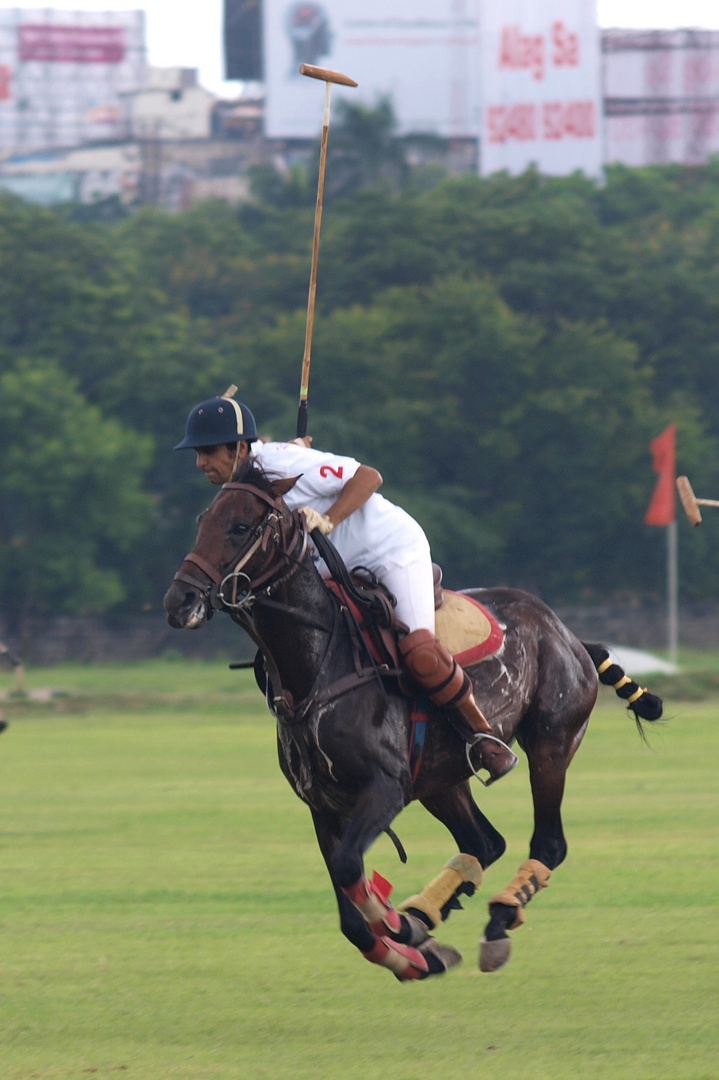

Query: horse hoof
(401, 913), (432, 947)
(418, 937), (463, 975)
(479, 935), (511, 972)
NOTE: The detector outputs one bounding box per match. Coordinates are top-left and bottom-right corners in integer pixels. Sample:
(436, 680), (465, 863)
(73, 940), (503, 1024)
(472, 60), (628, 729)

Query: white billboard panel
(0, 9), (145, 154)
(603, 30), (719, 168)
(479, 0), (601, 176)
(263, 0), (481, 139)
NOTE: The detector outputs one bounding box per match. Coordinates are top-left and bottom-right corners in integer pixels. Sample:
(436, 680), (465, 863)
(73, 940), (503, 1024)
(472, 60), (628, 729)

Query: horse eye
(229, 522), (250, 537)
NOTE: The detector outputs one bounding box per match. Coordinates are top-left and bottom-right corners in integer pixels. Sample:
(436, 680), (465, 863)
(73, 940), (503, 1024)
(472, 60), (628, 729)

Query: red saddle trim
(444, 590), (504, 667)
(324, 581), (504, 667)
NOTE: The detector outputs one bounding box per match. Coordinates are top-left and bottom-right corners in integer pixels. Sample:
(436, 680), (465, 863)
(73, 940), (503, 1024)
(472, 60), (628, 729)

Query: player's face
(195, 442), (249, 484)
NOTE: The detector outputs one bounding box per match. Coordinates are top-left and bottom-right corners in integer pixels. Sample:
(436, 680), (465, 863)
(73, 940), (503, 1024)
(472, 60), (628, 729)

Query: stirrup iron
(465, 732), (518, 788)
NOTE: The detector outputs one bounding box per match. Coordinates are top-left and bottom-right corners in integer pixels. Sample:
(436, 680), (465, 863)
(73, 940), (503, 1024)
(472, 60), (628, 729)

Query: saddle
(246, 528), (504, 726)
(325, 563), (504, 680)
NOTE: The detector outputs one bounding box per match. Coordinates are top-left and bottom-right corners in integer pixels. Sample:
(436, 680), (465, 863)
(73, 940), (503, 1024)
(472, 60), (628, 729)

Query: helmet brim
(173, 434), (256, 451)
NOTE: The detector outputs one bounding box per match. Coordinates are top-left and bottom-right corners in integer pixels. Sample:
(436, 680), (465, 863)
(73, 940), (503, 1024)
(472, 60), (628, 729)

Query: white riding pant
(381, 559), (436, 635)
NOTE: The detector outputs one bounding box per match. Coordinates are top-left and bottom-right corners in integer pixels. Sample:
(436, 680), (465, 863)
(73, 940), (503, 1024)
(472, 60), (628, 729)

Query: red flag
(645, 423), (676, 526)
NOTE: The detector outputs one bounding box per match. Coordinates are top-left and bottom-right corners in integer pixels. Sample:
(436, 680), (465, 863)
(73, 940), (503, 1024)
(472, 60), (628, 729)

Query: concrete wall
(0, 612), (253, 666)
(3, 601), (719, 666)
(556, 601), (719, 652)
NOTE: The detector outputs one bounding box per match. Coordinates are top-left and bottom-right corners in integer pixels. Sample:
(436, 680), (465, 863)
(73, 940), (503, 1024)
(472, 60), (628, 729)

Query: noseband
(172, 482), (308, 612)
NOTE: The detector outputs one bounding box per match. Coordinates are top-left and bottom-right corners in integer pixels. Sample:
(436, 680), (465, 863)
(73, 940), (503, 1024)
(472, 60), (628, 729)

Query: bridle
(172, 479), (346, 723)
(172, 481), (308, 613)
(171, 479), (399, 727)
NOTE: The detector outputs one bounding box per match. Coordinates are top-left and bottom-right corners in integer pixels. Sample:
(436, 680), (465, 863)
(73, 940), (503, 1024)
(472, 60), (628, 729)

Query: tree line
(3, 145), (719, 638)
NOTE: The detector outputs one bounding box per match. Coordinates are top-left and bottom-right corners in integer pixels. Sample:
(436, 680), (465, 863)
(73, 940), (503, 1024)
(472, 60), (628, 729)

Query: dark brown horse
(164, 463), (662, 981)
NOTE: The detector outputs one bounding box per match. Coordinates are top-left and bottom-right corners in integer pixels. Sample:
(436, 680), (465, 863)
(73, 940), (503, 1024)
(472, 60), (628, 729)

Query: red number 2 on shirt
(320, 465), (344, 479)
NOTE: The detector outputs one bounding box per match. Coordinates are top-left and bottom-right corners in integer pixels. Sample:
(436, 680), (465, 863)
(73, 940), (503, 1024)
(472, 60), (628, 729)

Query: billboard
(18, 24), (126, 63)
(0, 9), (145, 154)
(603, 30), (719, 168)
(479, 0), (602, 176)
(263, 0), (481, 140)
(224, 0), (263, 81)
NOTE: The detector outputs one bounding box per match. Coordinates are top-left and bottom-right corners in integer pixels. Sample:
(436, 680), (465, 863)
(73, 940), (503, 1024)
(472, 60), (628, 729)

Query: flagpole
(667, 519), (678, 664)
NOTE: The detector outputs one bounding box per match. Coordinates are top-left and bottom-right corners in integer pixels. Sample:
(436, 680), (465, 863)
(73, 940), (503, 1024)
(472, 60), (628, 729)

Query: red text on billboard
(18, 25), (126, 64)
(498, 21), (581, 82)
(487, 100), (596, 144)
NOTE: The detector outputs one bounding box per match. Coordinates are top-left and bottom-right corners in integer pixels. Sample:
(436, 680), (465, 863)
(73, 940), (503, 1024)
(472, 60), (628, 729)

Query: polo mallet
(676, 475), (719, 526)
(296, 63), (358, 439)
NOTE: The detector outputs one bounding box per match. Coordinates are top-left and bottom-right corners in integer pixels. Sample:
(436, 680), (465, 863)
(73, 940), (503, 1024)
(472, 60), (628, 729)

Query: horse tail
(581, 642), (663, 727)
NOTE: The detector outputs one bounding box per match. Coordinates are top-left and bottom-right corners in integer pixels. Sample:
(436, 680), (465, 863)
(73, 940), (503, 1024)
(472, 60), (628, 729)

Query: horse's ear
(270, 474), (302, 497)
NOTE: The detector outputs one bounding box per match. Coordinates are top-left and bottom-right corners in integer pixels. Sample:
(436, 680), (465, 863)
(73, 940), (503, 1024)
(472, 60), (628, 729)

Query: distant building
(0, 66), (263, 210)
(0, 141), (141, 204)
(125, 67), (215, 142)
(0, 8), (145, 153)
(3, 5), (719, 211)
(603, 28), (719, 167)
(230, 0), (719, 174)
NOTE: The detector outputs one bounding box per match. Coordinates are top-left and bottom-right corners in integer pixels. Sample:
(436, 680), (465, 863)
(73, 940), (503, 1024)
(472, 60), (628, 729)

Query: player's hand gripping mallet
(296, 63), (358, 439)
(676, 475), (719, 526)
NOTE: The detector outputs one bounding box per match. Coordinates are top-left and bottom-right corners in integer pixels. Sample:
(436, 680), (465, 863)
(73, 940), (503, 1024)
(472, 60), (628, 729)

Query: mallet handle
(299, 64), (359, 87)
(696, 498), (719, 507)
(296, 64), (357, 438)
(297, 80), (330, 439)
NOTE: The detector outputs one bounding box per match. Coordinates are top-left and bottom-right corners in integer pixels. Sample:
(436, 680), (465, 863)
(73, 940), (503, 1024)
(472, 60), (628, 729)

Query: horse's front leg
(329, 772), (459, 980)
(310, 807), (377, 955)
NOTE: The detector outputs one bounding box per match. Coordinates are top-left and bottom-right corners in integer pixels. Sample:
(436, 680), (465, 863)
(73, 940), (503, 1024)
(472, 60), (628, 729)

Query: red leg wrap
(362, 937), (429, 981)
(343, 871), (401, 935)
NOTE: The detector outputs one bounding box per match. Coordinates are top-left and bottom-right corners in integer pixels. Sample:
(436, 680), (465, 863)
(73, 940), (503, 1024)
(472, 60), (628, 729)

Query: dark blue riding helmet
(174, 393), (258, 450)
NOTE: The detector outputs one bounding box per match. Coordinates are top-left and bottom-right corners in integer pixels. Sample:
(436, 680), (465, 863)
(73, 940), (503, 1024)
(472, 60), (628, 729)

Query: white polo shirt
(251, 441), (430, 576)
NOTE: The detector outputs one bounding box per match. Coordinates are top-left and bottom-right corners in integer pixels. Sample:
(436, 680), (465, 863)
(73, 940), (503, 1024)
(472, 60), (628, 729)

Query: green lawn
(0, 664), (717, 1079)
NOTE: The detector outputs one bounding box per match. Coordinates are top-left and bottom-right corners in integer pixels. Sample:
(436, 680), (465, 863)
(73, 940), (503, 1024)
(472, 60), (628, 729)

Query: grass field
(0, 660), (718, 1079)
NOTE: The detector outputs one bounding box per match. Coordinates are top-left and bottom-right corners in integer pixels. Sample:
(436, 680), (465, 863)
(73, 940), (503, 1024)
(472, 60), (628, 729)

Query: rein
(174, 479), (399, 724)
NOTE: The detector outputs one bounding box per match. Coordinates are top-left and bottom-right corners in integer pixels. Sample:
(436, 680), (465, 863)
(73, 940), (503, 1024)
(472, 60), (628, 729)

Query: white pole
(667, 520), (678, 664)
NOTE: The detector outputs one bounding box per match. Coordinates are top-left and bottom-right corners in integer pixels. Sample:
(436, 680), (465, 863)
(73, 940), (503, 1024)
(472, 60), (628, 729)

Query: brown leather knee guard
(399, 629), (469, 708)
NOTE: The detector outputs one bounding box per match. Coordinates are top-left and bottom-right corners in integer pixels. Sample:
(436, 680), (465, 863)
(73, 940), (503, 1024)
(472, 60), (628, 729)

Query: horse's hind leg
(398, 782), (506, 934)
(480, 714), (589, 972)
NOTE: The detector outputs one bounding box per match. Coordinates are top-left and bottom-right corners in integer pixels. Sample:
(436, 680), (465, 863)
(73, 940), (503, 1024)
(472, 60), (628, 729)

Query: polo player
(175, 388), (517, 783)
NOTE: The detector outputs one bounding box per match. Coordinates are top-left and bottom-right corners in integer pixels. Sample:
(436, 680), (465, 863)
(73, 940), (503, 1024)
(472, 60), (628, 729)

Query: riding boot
(399, 629), (517, 783)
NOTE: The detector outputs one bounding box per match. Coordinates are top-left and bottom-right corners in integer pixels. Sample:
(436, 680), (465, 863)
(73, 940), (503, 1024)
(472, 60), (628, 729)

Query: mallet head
(299, 64), (358, 87)
(677, 475), (702, 526)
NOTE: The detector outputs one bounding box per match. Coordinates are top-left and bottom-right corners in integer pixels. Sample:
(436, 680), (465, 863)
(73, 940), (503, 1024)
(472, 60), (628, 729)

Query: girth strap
(240, 595), (400, 724)
(310, 664), (401, 709)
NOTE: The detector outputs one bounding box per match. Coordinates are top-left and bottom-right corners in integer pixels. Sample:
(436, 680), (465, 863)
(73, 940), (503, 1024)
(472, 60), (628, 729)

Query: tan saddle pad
(435, 590), (504, 666)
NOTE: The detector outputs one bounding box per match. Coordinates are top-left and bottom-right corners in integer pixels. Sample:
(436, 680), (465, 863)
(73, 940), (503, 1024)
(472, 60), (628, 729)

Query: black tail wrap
(582, 642), (663, 723)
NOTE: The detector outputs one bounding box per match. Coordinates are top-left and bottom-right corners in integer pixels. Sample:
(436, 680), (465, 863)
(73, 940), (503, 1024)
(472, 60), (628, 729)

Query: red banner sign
(0, 64), (11, 101)
(645, 423), (677, 526)
(18, 25), (126, 64)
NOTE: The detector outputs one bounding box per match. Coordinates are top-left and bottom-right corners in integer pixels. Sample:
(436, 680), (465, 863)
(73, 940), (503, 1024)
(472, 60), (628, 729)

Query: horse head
(163, 463), (304, 630)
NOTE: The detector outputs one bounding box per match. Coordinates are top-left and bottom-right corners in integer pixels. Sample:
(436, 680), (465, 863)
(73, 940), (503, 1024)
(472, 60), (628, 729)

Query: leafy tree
(324, 97), (411, 199)
(6, 157), (719, 621)
(0, 357), (153, 640)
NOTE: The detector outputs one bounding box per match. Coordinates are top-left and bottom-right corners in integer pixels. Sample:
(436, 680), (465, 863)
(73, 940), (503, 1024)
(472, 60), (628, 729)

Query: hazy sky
(3, 0), (719, 95)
